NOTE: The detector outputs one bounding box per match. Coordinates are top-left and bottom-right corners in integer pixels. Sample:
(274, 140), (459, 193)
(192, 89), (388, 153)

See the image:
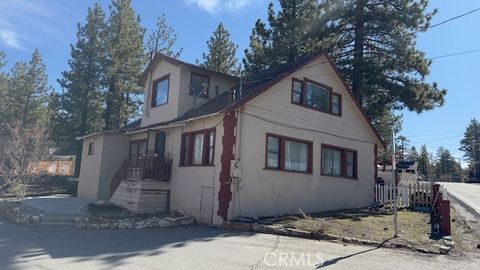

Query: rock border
(0, 200), (44, 226)
(75, 215), (195, 229)
(223, 221), (441, 255)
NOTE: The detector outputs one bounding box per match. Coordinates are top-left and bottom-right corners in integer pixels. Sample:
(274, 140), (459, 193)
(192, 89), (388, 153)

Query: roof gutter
(75, 130), (122, 141)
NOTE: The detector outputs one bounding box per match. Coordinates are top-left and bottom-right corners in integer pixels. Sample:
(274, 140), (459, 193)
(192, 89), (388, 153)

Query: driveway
(0, 219), (477, 270)
(440, 182), (480, 216)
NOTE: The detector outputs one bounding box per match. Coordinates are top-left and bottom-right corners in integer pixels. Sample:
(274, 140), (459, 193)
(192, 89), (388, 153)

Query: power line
(414, 7), (480, 34)
(410, 135), (463, 145)
(431, 49), (480, 59)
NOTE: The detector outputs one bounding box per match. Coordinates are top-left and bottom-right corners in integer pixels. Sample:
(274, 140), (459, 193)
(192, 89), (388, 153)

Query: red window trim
(151, 74), (170, 108)
(189, 71), (210, 99)
(180, 128), (216, 167)
(291, 77), (342, 117)
(265, 133), (313, 174)
(321, 144), (358, 180)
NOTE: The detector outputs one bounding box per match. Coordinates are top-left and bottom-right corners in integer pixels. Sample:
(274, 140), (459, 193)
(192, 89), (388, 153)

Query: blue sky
(0, 0), (478, 165)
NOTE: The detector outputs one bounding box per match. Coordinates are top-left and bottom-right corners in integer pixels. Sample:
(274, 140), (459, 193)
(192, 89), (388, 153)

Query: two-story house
(77, 51), (385, 225)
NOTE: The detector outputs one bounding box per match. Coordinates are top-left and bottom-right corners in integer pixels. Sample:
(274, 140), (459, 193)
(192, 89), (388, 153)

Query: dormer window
(152, 74), (169, 107)
(189, 72), (209, 98)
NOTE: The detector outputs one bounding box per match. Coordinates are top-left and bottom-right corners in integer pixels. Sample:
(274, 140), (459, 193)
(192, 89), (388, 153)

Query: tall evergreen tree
(244, 0), (446, 143)
(417, 144), (433, 178)
(1, 50), (50, 129)
(146, 14), (182, 59)
(435, 147), (460, 180)
(0, 51), (7, 121)
(243, 0), (320, 73)
(200, 23), (239, 75)
(459, 118), (480, 176)
(56, 4), (106, 175)
(104, 0), (146, 130)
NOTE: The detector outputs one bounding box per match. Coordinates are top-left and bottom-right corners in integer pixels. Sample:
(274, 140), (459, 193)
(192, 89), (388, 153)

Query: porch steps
(110, 180), (170, 213)
(39, 213), (79, 227)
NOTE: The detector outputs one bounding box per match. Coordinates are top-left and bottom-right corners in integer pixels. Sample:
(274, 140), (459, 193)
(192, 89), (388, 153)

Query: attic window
(189, 72), (209, 98)
(152, 74), (169, 107)
(88, 142), (95, 155)
(291, 78), (341, 116)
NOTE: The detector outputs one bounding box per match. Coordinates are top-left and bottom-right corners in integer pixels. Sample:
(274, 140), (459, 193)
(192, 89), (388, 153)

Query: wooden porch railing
(110, 154), (173, 197)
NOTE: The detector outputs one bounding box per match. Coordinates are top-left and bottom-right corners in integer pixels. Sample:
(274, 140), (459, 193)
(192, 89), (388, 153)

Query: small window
(180, 129), (215, 166)
(266, 136), (280, 169)
(292, 80), (303, 104)
(322, 145), (357, 179)
(190, 72), (209, 98)
(346, 151), (357, 178)
(265, 134), (312, 173)
(152, 75), (169, 107)
(129, 140), (147, 157)
(206, 131), (215, 165)
(332, 93), (341, 115)
(88, 142), (95, 155)
(192, 133), (204, 165)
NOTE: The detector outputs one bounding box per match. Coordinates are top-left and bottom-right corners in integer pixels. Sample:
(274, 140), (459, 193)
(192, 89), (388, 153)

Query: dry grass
(276, 208), (441, 252)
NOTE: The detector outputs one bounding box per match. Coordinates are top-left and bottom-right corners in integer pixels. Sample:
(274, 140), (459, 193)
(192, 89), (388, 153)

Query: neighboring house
(77, 51), (384, 225)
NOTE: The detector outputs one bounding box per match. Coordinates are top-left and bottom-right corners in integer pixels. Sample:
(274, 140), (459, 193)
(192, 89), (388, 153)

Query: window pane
(306, 82), (329, 112)
(332, 94), (340, 115)
(266, 136), (280, 168)
(292, 81), (303, 103)
(190, 73), (209, 97)
(322, 148), (342, 176)
(267, 137), (279, 152)
(130, 143), (138, 156)
(154, 78), (169, 106)
(193, 133), (204, 165)
(208, 132), (215, 164)
(346, 151), (355, 177)
(181, 135), (190, 165)
(138, 141), (147, 156)
(267, 153), (279, 168)
(284, 140), (308, 172)
(88, 142), (94, 155)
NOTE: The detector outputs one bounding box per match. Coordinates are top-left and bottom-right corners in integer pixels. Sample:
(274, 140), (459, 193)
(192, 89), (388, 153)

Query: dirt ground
(449, 205), (480, 259)
(273, 208), (444, 253)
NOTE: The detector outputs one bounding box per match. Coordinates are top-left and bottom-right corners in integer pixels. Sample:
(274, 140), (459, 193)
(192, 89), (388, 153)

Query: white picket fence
(374, 182), (433, 208)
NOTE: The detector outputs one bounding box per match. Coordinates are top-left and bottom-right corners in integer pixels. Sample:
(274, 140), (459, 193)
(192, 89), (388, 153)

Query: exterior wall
(78, 135), (105, 200)
(97, 133), (129, 200)
(141, 60), (237, 128)
(177, 67), (237, 116)
(229, 55), (379, 219)
(77, 132), (129, 200)
(166, 114), (225, 225)
(141, 60), (182, 126)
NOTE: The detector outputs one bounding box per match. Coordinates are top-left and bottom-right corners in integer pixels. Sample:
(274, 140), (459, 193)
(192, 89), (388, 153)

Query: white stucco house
(77, 51), (385, 225)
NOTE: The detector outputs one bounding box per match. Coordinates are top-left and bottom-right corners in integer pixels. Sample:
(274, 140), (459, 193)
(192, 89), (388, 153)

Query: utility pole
(392, 109), (398, 237)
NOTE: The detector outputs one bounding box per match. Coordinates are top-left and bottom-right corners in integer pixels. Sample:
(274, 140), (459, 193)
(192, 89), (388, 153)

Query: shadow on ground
(0, 218), (254, 269)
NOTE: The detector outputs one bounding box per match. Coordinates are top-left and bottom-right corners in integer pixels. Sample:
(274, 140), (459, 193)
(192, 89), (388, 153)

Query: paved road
(441, 182), (480, 216)
(0, 219), (478, 270)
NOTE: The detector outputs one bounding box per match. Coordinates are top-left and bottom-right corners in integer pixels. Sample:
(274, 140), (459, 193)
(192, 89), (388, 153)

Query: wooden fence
(30, 160), (75, 176)
(374, 182), (433, 208)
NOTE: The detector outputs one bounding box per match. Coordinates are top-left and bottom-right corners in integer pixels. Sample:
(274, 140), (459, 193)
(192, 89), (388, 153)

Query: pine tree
(244, 0), (446, 143)
(104, 0), (146, 130)
(459, 118), (480, 177)
(2, 50), (50, 129)
(200, 23), (239, 75)
(0, 51), (7, 121)
(435, 147), (459, 180)
(146, 14), (182, 59)
(243, 0), (320, 73)
(56, 4), (106, 175)
(417, 144), (432, 178)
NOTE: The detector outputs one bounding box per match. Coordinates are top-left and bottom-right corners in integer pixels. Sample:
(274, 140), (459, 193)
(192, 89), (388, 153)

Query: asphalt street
(0, 219), (477, 270)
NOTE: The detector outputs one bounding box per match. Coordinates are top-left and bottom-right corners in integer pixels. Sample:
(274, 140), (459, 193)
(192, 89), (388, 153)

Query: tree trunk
(352, 0), (366, 105)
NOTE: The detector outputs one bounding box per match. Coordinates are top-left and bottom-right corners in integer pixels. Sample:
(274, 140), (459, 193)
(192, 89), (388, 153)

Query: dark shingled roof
(132, 51), (386, 148)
